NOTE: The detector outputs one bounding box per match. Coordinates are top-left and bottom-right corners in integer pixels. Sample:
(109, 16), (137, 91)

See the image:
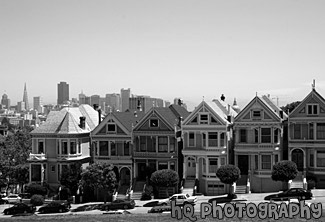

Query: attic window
(307, 104), (318, 115)
(150, 119), (159, 127)
(199, 114), (209, 124)
(252, 110), (262, 119)
(107, 123), (116, 133)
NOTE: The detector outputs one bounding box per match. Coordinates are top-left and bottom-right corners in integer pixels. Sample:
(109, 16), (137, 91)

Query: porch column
(205, 157), (208, 174)
(29, 164), (32, 183)
(130, 166), (133, 186)
(133, 161), (136, 181)
(314, 150), (317, 168)
(156, 136), (158, 153)
(217, 132), (220, 148)
(195, 158), (199, 179)
(183, 157), (187, 179)
(167, 136), (170, 153)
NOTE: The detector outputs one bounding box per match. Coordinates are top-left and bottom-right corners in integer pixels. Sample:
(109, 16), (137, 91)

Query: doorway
(292, 149), (304, 171)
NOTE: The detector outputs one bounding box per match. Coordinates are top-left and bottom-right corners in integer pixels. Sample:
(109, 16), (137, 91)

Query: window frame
(199, 113), (209, 125)
(261, 155), (272, 170)
(149, 119), (159, 128)
(107, 123), (116, 133)
(188, 132), (195, 147)
(261, 128), (272, 143)
(307, 104), (319, 115)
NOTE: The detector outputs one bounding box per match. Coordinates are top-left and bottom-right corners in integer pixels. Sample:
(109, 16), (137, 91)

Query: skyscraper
(57, 82), (69, 105)
(33, 96), (43, 111)
(23, 83), (29, 110)
(121, 88), (130, 112)
(1, 93), (11, 109)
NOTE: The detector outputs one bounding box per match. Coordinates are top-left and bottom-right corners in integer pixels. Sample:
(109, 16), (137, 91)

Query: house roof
(113, 111), (145, 131)
(31, 104), (99, 135)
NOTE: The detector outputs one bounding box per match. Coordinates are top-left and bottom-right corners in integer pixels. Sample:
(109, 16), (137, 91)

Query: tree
(216, 164), (241, 198)
(60, 163), (82, 196)
(150, 169), (179, 198)
(272, 160), (298, 182)
(80, 163), (117, 202)
(281, 101), (301, 114)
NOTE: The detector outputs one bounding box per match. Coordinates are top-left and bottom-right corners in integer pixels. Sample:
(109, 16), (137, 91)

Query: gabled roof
(289, 89), (325, 117)
(234, 96), (283, 122)
(133, 106), (190, 131)
(31, 104), (99, 135)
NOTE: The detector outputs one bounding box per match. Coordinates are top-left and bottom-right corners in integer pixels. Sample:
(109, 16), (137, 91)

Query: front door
(187, 157), (196, 179)
(292, 149), (304, 171)
(137, 163), (146, 181)
(238, 155), (249, 175)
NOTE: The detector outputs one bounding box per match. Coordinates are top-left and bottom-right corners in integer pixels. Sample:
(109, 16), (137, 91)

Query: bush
(25, 183), (47, 196)
(272, 160), (298, 182)
(150, 170), (179, 187)
(216, 165), (241, 185)
(30, 194), (44, 206)
(141, 185), (153, 201)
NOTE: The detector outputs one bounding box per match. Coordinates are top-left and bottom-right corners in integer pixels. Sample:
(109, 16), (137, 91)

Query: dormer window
(199, 114), (209, 124)
(107, 123), (116, 133)
(307, 104), (318, 115)
(150, 119), (159, 127)
(252, 110), (262, 119)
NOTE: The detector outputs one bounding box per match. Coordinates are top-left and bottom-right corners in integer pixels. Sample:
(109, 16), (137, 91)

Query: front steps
(235, 185), (247, 194)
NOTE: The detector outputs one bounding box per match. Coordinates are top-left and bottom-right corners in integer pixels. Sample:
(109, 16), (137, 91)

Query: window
(274, 129), (279, 144)
(310, 153), (314, 167)
(254, 129), (259, 143)
(170, 137), (175, 152)
(209, 158), (218, 173)
(255, 155), (259, 170)
(261, 155), (271, 170)
(107, 124), (116, 133)
(240, 129), (247, 143)
(309, 123), (314, 140)
(38, 140), (44, 154)
(189, 133), (195, 147)
(124, 142), (130, 156)
(111, 142), (116, 156)
(149, 119), (159, 127)
(252, 110), (262, 119)
(70, 140), (77, 154)
(158, 162), (168, 170)
(220, 133), (225, 147)
(61, 141), (68, 155)
(147, 136), (156, 152)
(99, 141), (109, 156)
(116, 142), (123, 156)
(199, 114), (209, 124)
(317, 151), (325, 167)
(261, 128), (271, 143)
(294, 124), (301, 139)
(307, 104), (318, 115)
(140, 136), (146, 151)
(202, 133), (206, 147)
(158, 136), (168, 152)
(170, 162), (175, 171)
(208, 132), (218, 147)
(51, 165), (55, 173)
(203, 159), (206, 173)
(316, 123), (325, 139)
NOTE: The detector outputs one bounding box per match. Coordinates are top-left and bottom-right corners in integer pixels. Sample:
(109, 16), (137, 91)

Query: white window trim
(199, 113), (209, 125)
(251, 109), (263, 119)
(149, 119), (159, 128)
(188, 132), (196, 147)
(37, 139), (45, 154)
(107, 123), (117, 133)
(307, 104), (319, 115)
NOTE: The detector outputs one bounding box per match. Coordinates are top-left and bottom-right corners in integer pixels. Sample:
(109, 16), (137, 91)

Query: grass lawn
(0, 212), (324, 222)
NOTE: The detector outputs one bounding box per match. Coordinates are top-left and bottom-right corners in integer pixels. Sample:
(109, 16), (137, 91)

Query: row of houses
(28, 86), (325, 196)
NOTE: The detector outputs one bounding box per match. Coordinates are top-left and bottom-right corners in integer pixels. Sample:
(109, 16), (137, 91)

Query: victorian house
(132, 105), (189, 186)
(91, 110), (144, 193)
(288, 87), (325, 188)
(233, 95), (287, 193)
(28, 105), (100, 191)
(181, 98), (237, 195)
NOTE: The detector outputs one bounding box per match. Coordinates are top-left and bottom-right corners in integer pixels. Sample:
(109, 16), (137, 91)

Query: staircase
(291, 172), (303, 188)
(116, 185), (129, 200)
(235, 185), (247, 194)
(131, 181), (145, 200)
(182, 178), (195, 196)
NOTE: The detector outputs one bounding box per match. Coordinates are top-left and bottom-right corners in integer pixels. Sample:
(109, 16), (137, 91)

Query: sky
(1, 0), (325, 111)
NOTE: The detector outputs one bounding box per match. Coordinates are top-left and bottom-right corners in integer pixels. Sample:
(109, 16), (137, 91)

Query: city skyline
(1, 1), (325, 111)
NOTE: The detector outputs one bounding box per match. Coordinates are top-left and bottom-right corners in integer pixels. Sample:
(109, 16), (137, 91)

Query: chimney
(93, 104), (99, 110)
(221, 94), (225, 101)
(98, 109), (102, 125)
(79, 116), (86, 129)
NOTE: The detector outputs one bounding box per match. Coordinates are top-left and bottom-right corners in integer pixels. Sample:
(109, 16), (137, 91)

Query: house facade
(288, 88), (325, 188)
(233, 95), (287, 193)
(91, 110), (144, 188)
(132, 105), (189, 182)
(181, 100), (236, 195)
(28, 105), (100, 191)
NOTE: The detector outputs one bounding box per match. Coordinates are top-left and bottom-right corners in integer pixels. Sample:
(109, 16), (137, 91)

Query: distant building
(33, 96), (43, 112)
(79, 91), (86, 104)
(57, 82), (69, 105)
(121, 88), (130, 112)
(105, 93), (121, 112)
(90, 95), (100, 107)
(129, 96), (164, 113)
(1, 94), (10, 109)
(17, 101), (25, 112)
(23, 83), (29, 111)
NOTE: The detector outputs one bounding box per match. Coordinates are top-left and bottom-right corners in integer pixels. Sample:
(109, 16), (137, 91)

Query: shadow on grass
(71, 203), (103, 212)
(142, 201), (160, 207)
(208, 197), (247, 204)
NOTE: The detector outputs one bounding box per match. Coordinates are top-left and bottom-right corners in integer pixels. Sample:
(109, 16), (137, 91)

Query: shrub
(272, 160), (298, 182)
(216, 165), (241, 185)
(30, 194), (44, 206)
(25, 183), (47, 196)
(141, 185), (153, 201)
(150, 170), (179, 187)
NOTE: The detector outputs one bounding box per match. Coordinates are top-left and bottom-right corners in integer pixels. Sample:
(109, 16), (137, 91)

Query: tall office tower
(121, 88), (130, 112)
(79, 91), (86, 104)
(105, 93), (121, 112)
(90, 95), (100, 107)
(1, 93), (11, 109)
(33, 96), (43, 111)
(23, 83), (29, 110)
(57, 81), (69, 105)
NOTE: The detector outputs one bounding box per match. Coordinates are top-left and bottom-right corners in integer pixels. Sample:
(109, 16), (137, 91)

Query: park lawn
(0, 212), (323, 222)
